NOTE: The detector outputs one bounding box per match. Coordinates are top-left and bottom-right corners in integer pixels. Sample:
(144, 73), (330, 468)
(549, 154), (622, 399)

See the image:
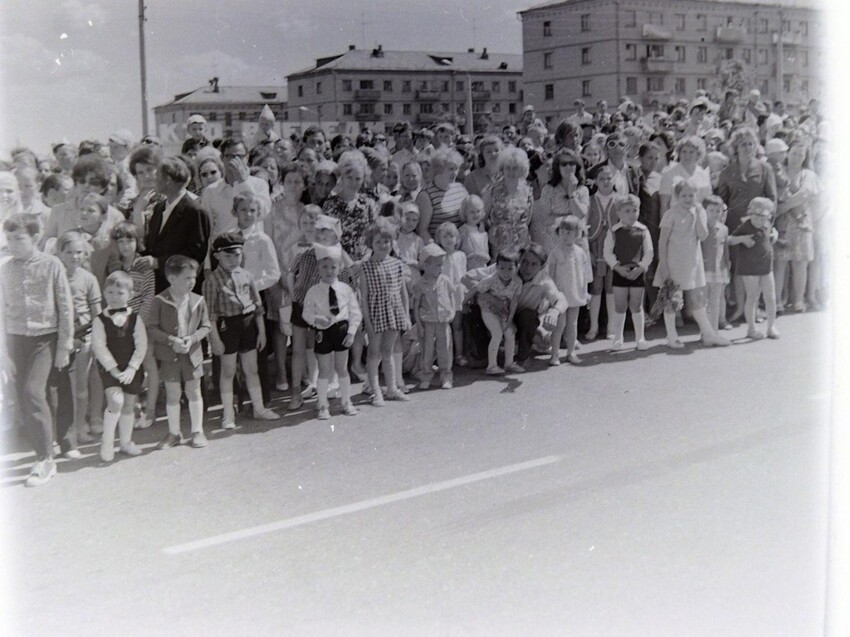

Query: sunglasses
(559, 161), (578, 167)
(200, 170), (219, 177)
(607, 140), (627, 149)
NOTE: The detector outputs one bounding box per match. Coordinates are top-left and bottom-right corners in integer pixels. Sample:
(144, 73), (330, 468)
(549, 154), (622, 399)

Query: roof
(520, 0), (820, 13)
(288, 48), (523, 78)
(160, 85), (288, 107)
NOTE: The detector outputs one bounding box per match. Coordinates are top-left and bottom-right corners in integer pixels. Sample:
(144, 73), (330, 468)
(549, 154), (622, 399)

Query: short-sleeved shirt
(413, 274), (455, 324)
(202, 266), (261, 318)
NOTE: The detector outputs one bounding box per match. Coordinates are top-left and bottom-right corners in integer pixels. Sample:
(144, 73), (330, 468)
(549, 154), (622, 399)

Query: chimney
(480, 47), (488, 60)
(209, 76), (219, 93)
(468, 48), (474, 53)
(348, 44), (356, 50)
(371, 44), (384, 58)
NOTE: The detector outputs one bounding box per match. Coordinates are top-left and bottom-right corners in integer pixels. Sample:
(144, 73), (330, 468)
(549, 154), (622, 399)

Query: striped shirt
(202, 266), (261, 320)
(424, 182), (468, 237)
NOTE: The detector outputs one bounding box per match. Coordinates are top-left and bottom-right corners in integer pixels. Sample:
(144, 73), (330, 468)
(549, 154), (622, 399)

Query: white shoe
(253, 408), (280, 420)
(636, 339), (650, 351)
(609, 339), (624, 352)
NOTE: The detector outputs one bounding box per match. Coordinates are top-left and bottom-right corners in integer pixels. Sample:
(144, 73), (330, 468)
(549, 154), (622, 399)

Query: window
(648, 12), (663, 25)
(402, 80), (411, 92)
(758, 48), (768, 65)
(581, 47), (591, 65)
(359, 103), (374, 115)
(625, 44), (637, 61)
(384, 103), (392, 115)
(801, 21), (808, 36)
(725, 48), (734, 60)
(297, 85), (303, 97)
(582, 80), (591, 97)
(544, 83), (554, 100)
(492, 81), (501, 93)
(675, 14), (685, 31)
(224, 112), (232, 126)
(383, 80), (393, 92)
(697, 78), (707, 90)
(745, 18), (753, 34)
(761, 79), (769, 94)
(647, 44), (665, 58)
(782, 19), (791, 33)
(207, 112), (217, 121)
(544, 52), (553, 69)
(509, 103), (517, 114)
(492, 103), (501, 113)
(471, 80), (484, 92)
(543, 20), (551, 36)
(626, 77), (637, 94)
(759, 18), (768, 33)
(402, 103), (411, 115)
(456, 80), (464, 92)
(420, 80), (429, 90)
(675, 77), (686, 94)
(343, 103), (352, 115)
(696, 14), (706, 31)
(801, 79), (809, 93)
(316, 81), (322, 95)
(802, 50), (809, 67)
(342, 79), (352, 92)
(697, 46), (707, 63)
(359, 80), (374, 89)
(419, 103), (433, 114)
(441, 81), (450, 92)
(727, 16), (735, 26)
(675, 45), (686, 62)
(742, 48), (751, 64)
(647, 77), (664, 92)
(508, 81), (517, 93)
(624, 11), (636, 28)
(441, 103), (449, 113)
(473, 102), (485, 113)
(783, 77), (791, 94)
(580, 14), (590, 31)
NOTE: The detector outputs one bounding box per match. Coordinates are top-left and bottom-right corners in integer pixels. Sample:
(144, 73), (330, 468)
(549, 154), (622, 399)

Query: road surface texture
(2, 312), (830, 636)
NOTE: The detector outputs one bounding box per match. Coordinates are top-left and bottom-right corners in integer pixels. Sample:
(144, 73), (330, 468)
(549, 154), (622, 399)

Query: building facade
(285, 46), (524, 134)
(153, 80), (288, 152)
(519, 0), (822, 126)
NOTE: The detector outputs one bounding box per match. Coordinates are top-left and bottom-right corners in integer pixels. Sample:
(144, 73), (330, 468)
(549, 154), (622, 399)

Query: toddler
(457, 195), (490, 271)
(148, 255), (211, 448)
(701, 195), (732, 333)
(91, 271), (147, 462)
(435, 222), (467, 366)
(585, 165), (617, 340)
(547, 216), (592, 364)
(603, 195), (653, 351)
(728, 197), (779, 339)
(396, 203), (424, 291)
(412, 243), (455, 389)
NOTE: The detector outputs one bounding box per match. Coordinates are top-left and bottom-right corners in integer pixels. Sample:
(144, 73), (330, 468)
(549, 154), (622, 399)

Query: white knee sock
(606, 295), (616, 336)
(118, 413), (134, 448)
(102, 409), (120, 448)
(633, 310), (646, 342)
(247, 379), (265, 412)
(316, 378), (330, 409)
(221, 391), (235, 423)
(338, 376), (351, 405)
(188, 399), (204, 434)
(166, 403), (181, 436)
(612, 311), (625, 343)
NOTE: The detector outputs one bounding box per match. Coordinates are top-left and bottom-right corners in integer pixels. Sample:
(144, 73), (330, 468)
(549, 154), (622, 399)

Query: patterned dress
(485, 178), (534, 256)
(322, 192), (377, 261)
(360, 256), (411, 333)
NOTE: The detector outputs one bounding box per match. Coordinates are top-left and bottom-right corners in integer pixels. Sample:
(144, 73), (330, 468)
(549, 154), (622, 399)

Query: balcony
(416, 112), (444, 125)
(642, 24), (672, 40)
(642, 91), (669, 105)
(471, 90), (491, 101)
(355, 112), (381, 121)
(415, 89), (441, 101)
(779, 31), (804, 46)
(354, 89), (381, 101)
(715, 25), (747, 43)
(641, 56), (676, 73)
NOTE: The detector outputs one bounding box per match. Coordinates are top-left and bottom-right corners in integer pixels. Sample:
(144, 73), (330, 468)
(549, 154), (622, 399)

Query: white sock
(338, 375), (351, 405)
(188, 399), (204, 434)
(221, 391), (235, 422)
(102, 409), (120, 448)
(633, 310), (646, 342)
(613, 311), (625, 342)
(166, 403), (181, 436)
(606, 294), (616, 335)
(246, 379), (265, 412)
(118, 413), (134, 447)
(316, 378), (330, 409)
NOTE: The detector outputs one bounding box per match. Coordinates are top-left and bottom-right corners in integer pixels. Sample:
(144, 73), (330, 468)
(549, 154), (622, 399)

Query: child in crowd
(288, 214), (347, 410)
(457, 194), (490, 271)
(0, 214), (74, 486)
(358, 218), (411, 405)
(232, 191), (281, 403)
(395, 203), (424, 292)
(603, 195), (653, 351)
(91, 271), (147, 462)
(435, 221), (467, 366)
(76, 193), (113, 276)
(40, 173), (73, 209)
(585, 164), (618, 340)
(203, 232), (279, 428)
(728, 197), (779, 340)
(412, 243), (455, 389)
(468, 251), (523, 375)
(701, 195), (732, 333)
(654, 177), (731, 348)
(302, 243), (362, 419)
(107, 221), (158, 428)
(547, 216), (593, 364)
(148, 255), (211, 448)
(56, 231), (102, 454)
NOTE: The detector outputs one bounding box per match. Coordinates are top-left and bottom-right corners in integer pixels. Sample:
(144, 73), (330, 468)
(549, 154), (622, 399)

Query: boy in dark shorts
(148, 255), (211, 449)
(302, 243), (362, 420)
(203, 232), (279, 428)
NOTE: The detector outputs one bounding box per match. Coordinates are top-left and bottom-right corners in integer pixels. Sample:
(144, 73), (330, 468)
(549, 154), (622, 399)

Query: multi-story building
(519, 0), (822, 126)
(153, 79), (288, 152)
(285, 45), (524, 134)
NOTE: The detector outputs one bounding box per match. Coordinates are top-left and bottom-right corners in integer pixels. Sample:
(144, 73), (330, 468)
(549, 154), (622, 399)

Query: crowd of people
(0, 86), (829, 487)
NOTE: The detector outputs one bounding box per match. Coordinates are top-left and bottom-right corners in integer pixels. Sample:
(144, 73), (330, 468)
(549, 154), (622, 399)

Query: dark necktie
(328, 285), (339, 316)
(106, 307), (130, 316)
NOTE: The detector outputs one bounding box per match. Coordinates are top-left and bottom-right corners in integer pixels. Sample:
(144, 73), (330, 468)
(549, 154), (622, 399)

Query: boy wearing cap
(412, 243), (455, 390)
(182, 114), (211, 155)
(203, 231), (279, 427)
(302, 243), (362, 420)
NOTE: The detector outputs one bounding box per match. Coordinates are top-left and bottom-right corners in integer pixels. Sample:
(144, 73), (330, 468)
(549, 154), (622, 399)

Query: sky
(0, 0), (525, 155)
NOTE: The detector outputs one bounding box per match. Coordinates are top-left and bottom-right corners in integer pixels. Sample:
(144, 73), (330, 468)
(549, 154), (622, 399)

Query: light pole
(138, 0), (149, 135)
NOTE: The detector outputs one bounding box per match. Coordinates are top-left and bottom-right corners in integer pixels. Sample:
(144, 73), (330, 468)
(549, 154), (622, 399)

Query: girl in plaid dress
(358, 218), (411, 406)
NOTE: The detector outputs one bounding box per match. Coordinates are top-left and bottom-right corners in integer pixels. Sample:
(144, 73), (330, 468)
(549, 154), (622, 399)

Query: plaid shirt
(202, 265), (260, 320)
(291, 248), (320, 305)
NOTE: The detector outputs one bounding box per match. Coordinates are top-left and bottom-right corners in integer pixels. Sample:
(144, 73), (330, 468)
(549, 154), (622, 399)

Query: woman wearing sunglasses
(531, 148), (589, 254)
(586, 133), (641, 197)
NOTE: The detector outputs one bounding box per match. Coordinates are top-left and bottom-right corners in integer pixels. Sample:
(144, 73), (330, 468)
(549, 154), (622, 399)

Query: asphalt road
(2, 311), (831, 636)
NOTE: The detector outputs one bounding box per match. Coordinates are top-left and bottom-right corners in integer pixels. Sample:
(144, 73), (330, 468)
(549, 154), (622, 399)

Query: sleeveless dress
(485, 178), (533, 255)
(360, 256), (411, 333)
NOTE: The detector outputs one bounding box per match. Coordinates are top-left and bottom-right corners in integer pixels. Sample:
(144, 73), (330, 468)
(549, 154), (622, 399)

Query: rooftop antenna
(472, 17), (477, 51)
(360, 11), (370, 49)
(137, 0), (149, 135)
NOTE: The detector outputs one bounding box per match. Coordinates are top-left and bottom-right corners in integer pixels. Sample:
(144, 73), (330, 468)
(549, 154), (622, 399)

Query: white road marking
(163, 455), (563, 554)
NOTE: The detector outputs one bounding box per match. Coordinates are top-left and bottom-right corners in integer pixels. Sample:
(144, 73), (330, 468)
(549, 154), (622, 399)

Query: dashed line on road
(163, 454), (563, 554)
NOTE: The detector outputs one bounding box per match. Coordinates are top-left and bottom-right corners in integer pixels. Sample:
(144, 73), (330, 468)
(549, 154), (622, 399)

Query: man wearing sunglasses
(586, 132), (641, 196)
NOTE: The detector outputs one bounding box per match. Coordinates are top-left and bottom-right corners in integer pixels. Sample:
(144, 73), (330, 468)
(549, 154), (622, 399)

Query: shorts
(291, 301), (310, 329)
(99, 364), (145, 395)
(612, 266), (645, 288)
(218, 313), (258, 355)
(159, 355), (204, 383)
(314, 320), (350, 355)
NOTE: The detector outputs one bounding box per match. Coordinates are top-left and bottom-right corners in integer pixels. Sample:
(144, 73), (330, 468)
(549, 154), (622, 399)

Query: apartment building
(519, 0), (822, 125)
